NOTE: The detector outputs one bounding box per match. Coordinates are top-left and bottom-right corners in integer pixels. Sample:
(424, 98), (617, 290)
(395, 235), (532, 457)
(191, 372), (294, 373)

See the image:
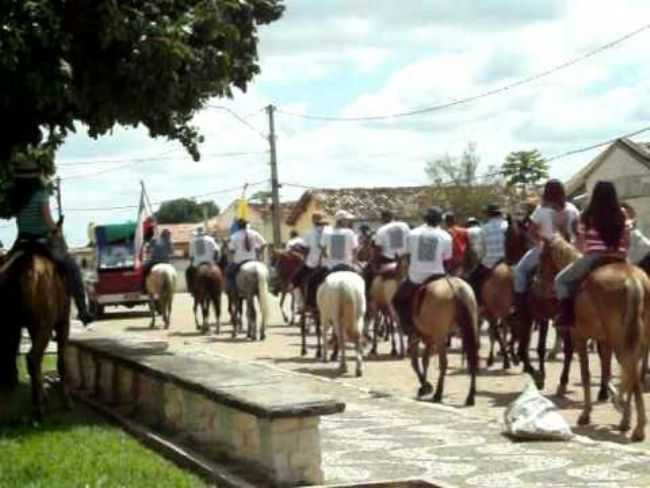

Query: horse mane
(547, 234), (582, 269)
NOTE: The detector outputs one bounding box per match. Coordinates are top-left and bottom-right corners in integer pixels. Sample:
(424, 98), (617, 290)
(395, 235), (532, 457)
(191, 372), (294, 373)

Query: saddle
(0, 240), (58, 275)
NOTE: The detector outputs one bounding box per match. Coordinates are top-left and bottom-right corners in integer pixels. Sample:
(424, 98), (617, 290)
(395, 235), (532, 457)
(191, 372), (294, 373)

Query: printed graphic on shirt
(417, 235), (438, 262)
(330, 234), (346, 260)
(388, 228), (405, 249)
(195, 238), (206, 255)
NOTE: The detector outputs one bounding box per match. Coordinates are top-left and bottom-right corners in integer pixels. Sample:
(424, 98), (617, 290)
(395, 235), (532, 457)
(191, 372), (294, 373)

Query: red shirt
(447, 226), (469, 266)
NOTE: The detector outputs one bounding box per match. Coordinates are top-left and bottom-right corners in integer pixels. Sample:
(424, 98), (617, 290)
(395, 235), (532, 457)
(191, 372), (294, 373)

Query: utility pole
(266, 104), (282, 247)
(55, 177), (63, 220)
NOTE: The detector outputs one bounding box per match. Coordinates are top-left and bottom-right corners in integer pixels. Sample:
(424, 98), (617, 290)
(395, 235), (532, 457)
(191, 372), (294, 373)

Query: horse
(543, 235), (650, 441)
(230, 261), (271, 341)
(1, 253), (72, 420)
(269, 247), (305, 325)
(188, 263), (223, 334)
(317, 271), (366, 377)
(146, 263), (177, 329)
(481, 262), (515, 370)
(410, 277), (480, 406)
(366, 248), (406, 357)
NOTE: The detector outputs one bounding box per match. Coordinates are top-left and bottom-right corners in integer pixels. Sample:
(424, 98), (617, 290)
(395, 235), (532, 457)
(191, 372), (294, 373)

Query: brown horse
(544, 236), (650, 441)
(410, 277), (479, 406)
(481, 262), (514, 369)
(367, 248), (407, 357)
(270, 247), (305, 325)
(189, 263), (223, 334)
(2, 253), (71, 419)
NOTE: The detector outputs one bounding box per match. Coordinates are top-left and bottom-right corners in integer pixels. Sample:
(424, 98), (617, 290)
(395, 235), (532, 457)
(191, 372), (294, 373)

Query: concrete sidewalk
(180, 348), (650, 488)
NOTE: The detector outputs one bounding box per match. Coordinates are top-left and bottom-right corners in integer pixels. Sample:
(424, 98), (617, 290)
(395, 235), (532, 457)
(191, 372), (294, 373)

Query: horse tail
(0, 314), (21, 390)
(620, 274), (644, 394)
(454, 280), (480, 376)
(257, 264), (271, 325)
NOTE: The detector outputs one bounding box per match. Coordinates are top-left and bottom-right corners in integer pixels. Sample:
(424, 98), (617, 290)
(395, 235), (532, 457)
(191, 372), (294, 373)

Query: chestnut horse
(1, 253), (71, 420)
(410, 277), (479, 406)
(189, 263), (223, 334)
(269, 247), (305, 325)
(544, 236), (650, 441)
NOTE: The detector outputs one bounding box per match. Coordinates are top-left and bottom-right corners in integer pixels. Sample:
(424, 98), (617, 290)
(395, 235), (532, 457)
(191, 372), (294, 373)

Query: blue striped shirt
(480, 217), (508, 267)
(16, 189), (51, 237)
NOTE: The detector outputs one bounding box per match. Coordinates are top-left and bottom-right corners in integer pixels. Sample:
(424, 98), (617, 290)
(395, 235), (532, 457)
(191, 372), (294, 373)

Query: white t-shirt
(407, 225), (453, 284)
(285, 236), (306, 251)
(190, 234), (220, 266)
(530, 203), (580, 242)
(228, 228), (266, 264)
(303, 226), (330, 268)
(321, 227), (359, 269)
(374, 221), (410, 259)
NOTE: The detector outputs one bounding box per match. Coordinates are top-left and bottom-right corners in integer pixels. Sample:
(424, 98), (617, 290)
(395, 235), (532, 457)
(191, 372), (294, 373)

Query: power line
(59, 150), (268, 180)
(206, 104), (269, 140)
(276, 23), (650, 122)
(58, 150), (266, 167)
(546, 124), (650, 161)
(64, 179), (269, 212)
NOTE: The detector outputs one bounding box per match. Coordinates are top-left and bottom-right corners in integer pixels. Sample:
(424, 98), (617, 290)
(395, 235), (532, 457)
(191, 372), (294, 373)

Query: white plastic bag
(504, 381), (573, 441)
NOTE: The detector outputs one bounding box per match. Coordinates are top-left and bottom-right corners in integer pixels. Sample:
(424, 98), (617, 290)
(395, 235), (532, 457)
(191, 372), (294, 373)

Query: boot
(67, 261), (94, 326)
(555, 298), (574, 330)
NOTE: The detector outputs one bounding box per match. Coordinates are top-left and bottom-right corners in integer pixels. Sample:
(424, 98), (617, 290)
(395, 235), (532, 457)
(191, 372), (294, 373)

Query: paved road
(90, 292), (650, 454)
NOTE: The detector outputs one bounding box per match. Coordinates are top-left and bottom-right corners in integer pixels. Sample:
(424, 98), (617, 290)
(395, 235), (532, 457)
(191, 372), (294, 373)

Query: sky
(2, 0), (650, 247)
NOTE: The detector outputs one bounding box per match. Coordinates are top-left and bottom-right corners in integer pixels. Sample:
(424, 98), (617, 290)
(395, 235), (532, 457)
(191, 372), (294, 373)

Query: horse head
(505, 214), (529, 265)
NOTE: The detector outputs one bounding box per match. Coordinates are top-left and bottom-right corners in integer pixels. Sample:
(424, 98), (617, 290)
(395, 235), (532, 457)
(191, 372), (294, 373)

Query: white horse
(234, 261), (271, 341)
(146, 263), (177, 329)
(317, 271), (366, 377)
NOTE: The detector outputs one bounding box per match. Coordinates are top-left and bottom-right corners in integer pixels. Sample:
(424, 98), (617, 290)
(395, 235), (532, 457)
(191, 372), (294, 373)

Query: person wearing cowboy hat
(3, 159), (94, 325)
(226, 217), (267, 291)
(186, 225), (221, 296)
(291, 212), (331, 308)
(466, 203), (508, 304)
(320, 209), (359, 272)
(392, 206), (453, 336)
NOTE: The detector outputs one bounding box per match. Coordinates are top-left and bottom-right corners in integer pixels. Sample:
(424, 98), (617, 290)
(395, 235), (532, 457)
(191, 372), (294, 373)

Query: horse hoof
(486, 357), (494, 368)
(432, 392), (443, 403)
(503, 361), (511, 371)
(417, 383), (433, 397)
(465, 396), (475, 407)
(618, 421), (631, 432)
(597, 388), (609, 403)
(631, 429), (645, 442)
(390, 349), (398, 357)
(355, 368), (362, 378)
(301, 349), (307, 357)
(577, 413), (591, 426)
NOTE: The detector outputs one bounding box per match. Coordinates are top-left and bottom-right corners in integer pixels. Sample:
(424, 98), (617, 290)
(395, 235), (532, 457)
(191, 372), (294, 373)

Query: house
(208, 199), (295, 243)
(285, 186), (436, 234)
(565, 138), (650, 232)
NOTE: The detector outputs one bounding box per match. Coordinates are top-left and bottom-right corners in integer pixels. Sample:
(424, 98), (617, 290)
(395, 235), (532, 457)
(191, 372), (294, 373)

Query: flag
(235, 198), (249, 220)
(133, 186), (152, 267)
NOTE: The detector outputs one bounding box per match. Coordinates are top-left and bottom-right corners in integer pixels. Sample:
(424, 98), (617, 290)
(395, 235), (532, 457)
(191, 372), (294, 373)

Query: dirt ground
(90, 292), (650, 452)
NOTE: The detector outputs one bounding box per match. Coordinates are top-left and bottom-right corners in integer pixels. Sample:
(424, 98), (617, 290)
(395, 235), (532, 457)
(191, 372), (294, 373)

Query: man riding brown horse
(392, 206), (453, 337)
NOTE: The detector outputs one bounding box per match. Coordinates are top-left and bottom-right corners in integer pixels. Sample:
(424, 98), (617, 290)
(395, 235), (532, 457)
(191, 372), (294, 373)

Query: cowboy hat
(311, 212), (329, 225)
(484, 203), (502, 215)
(334, 209), (354, 221)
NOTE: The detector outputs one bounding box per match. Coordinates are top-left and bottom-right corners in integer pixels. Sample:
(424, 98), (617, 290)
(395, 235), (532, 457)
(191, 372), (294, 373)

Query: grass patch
(0, 354), (207, 487)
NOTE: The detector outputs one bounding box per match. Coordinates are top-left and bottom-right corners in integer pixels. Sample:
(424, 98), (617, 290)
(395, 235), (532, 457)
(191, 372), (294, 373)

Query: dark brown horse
(188, 263), (223, 334)
(269, 247), (306, 325)
(2, 253), (71, 419)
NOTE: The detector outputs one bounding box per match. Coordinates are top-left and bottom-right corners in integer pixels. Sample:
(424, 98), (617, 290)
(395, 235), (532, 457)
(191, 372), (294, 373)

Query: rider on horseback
(226, 218), (266, 292)
(554, 181), (630, 328)
(320, 210), (359, 273)
(1, 162), (94, 325)
(392, 206), (453, 336)
(444, 212), (469, 275)
(467, 203), (507, 304)
(186, 226), (221, 294)
(364, 210), (410, 293)
(513, 179), (580, 319)
(291, 212), (330, 308)
(285, 230), (306, 252)
(143, 228), (173, 279)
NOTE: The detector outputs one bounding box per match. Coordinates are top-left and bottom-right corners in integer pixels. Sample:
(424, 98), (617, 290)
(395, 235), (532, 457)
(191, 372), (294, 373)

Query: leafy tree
(501, 150), (549, 195)
(425, 143), (505, 221)
(249, 190), (273, 205)
(0, 0), (284, 217)
(155, 198), (219, 224)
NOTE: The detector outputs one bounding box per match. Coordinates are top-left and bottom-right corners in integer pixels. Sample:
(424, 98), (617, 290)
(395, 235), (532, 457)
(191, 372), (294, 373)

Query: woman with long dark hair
(554, 181), (629, 327)
(513, 179), (580, 317)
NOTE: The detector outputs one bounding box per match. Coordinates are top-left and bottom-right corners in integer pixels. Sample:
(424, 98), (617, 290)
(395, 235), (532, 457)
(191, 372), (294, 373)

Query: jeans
(513, 246), (541, 293)
(554, 254), (601, 300)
